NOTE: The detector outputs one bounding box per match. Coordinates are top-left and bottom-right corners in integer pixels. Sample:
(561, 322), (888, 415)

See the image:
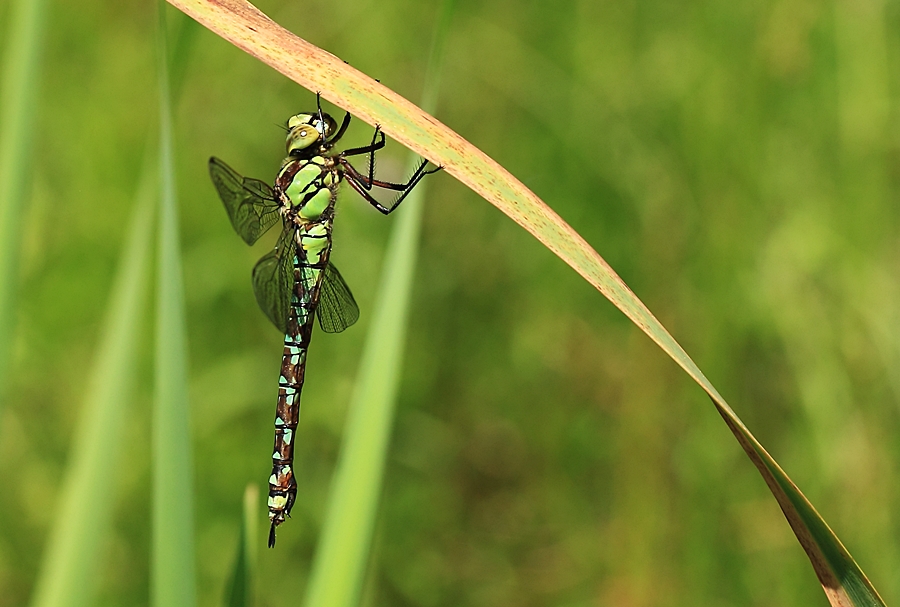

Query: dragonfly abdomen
(268, 327), (309, 546)
(267, 230), (332, 547)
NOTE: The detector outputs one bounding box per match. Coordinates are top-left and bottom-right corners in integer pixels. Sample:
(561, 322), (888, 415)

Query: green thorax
(276, 156), (339, 269)
(277, 155), (341, 222)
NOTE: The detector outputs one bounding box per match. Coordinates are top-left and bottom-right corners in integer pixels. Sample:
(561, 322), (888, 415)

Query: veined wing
(209, 156), (282, 245)
(252, 227), (296, 333)
(317, 263), (360, 333)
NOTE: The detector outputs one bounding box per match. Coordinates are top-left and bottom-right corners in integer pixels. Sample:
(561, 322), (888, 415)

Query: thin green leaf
(168, 9), (201, 100)
(153, 3), (196, 607)
(28, 167), (155, 607)
(165, 1), (886, 604)
(302, 4), (455, 607)
(225, 484), (258, 607)
(0, 0), (46, 414)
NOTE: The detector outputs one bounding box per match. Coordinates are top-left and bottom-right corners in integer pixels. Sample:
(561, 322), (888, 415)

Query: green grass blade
(27, 168), (155, 607)
(0, 0), (46, 412)
(153, 3), (196, 607)
(224, 484), (259, 607)
(302, 4), (455, 606)
(168, 9), (201, 101)
(165, 1), (887, 603)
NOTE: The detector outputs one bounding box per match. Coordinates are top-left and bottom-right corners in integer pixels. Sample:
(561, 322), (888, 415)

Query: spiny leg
(340, 125), (386, 178)
(342, 158), (441, 215)
(360, 125), (383, 183)
(341, 123), (438, 190)
(342, 150), (440, 190)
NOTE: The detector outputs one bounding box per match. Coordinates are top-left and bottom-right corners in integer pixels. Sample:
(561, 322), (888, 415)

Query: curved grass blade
(165, 0), (886, 603)
(224, 484), (258, 607)
(301, 3), (455, 606)
(153, 3), (196, 607)
(0, 0), (47, 416)
(28, 168), (155, 607)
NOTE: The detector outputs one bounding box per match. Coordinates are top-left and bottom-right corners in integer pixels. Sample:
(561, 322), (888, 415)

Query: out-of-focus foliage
(152, 4), (196, 606)
(0, 0), (45, 411)
(1, 0), (898, 606)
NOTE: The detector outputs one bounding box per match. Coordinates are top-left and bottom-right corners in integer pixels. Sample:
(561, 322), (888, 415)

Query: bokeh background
(1, 0), (899, 605)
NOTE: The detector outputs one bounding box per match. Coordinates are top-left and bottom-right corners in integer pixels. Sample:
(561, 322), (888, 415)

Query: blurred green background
(1, 0), (899, 605)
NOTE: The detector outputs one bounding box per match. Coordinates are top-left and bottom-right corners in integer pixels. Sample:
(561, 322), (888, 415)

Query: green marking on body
(301, 234), (328, 260)
(285, 176), (313, 208)
(299, 187), (331, 220)
(306, 224), (327, 237)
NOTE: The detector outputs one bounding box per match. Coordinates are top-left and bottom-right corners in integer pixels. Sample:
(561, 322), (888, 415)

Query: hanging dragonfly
(209, 97), (439, 547)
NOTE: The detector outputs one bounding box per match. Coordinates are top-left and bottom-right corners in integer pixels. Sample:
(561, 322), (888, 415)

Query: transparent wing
(317, 262), (360, 333)
(209, 156), (282, 245)
(251, 228), (296, 333)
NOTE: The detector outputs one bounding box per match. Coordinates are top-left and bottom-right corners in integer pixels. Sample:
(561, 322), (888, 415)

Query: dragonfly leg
(329, 111), (352, 144)
(343, 156), (440, 191)
(340, 127), (386, 178)
(362, 125), (382, 183)
(343, 172), (392, 213)
(342, 158), (441, 214)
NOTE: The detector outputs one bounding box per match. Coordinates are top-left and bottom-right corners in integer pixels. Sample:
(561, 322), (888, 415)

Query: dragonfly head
(285, 112), (337, 156)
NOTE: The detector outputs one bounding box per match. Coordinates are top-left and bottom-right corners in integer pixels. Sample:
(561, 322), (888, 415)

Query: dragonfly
(210, 97), (439, 547)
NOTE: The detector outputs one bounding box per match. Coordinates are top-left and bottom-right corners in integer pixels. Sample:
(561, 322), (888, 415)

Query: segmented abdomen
(267, 222), (332, 547)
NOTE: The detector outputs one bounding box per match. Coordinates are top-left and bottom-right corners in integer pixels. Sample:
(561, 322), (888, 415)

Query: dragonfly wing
(251, 228), (296, 333)
(317, 262), (360, 333)
(209, 156), (282, 245)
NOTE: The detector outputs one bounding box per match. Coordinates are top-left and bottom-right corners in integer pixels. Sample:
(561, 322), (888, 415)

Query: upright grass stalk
(153, 3), (196, 607)
(28, 6), (198, 605)
(301, 3), (456, 606)
(224, 484), (259, 607)
(0, 0), (46, 415)
(28, 168), (156, 607)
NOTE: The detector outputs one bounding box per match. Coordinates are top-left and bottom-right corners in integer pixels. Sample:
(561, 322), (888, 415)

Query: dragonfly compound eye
(313, 114), (337, 139)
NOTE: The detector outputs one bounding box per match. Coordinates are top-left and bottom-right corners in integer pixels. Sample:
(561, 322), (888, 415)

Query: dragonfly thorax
(277, 155), (340, 221)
